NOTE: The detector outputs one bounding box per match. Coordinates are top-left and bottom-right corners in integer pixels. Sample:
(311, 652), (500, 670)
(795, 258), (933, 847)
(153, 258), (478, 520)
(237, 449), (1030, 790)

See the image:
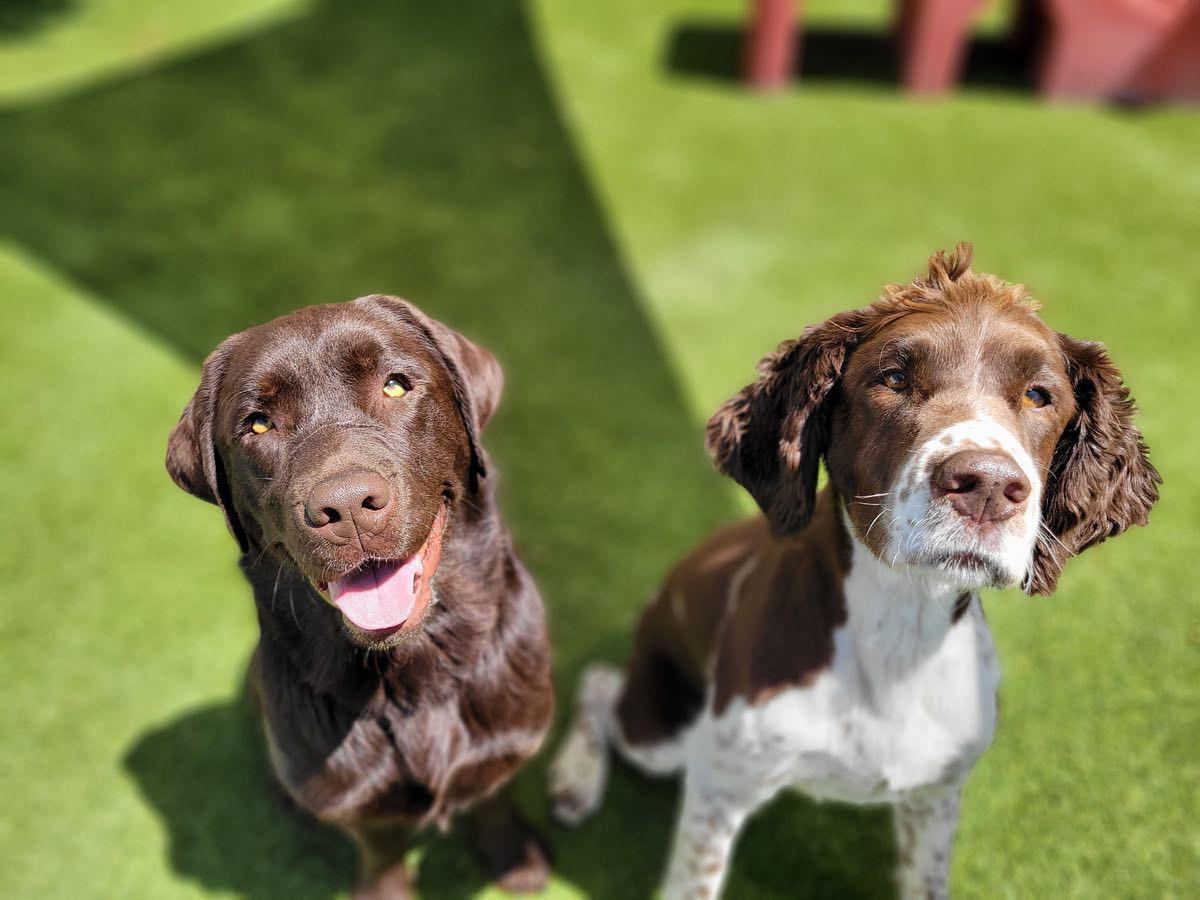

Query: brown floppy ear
(706, 309), (866, 535)
(165, 339), (249, 553)
(1029, 336), (1160, 594)
(359, 295), (503, 491)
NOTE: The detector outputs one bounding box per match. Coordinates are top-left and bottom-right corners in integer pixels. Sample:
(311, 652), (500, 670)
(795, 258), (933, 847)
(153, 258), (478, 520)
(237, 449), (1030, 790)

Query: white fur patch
(551, 525), (1002, 898)
(548, 664), (621, 825)
(886, 418), (1042, 589)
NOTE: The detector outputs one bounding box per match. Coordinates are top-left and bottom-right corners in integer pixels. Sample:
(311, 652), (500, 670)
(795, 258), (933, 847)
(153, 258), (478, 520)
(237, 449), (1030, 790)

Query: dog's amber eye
(383, 376), (407, 398)
(882, 370), (908, 390)
(248, 414), (272, 435)
(1023, 388), (1050, 409)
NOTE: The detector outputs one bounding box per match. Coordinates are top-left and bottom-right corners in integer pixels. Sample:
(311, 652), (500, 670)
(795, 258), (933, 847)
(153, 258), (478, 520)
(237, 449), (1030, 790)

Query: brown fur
(710, 491), (851, 715)
(619, 244), (1159, 741)
(165, 296), (552, 895)
(707, 243), (1158, 586)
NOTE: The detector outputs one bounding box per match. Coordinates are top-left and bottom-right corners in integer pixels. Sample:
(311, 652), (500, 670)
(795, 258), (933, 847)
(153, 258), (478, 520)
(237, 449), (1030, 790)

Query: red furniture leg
(896, 0), (986, 94)
(1040, 0), (1192, 99)
(744, 0), (800, 90)
(1122, 0), (1200, 102)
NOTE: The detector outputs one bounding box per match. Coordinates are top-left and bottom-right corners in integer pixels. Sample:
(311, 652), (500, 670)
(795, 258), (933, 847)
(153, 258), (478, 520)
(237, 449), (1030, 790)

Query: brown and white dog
(166, 296), (553, 898)
(549, 245), (1159, 899)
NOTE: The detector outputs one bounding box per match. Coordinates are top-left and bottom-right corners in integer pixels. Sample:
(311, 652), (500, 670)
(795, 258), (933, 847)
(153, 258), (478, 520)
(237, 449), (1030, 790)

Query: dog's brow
(996, 345), (1060, 380)
(867, 335), (931, 368)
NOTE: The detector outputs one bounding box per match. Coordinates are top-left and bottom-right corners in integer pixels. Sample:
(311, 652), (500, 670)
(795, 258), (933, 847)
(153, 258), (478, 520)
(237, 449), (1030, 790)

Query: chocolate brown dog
(166, 296), (553, 897)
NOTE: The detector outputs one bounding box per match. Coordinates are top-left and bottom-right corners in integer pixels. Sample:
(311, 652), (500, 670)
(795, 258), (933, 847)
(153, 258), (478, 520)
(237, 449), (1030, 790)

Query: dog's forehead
(849, 299), (1064, 385)
(226, 303), (438, 392)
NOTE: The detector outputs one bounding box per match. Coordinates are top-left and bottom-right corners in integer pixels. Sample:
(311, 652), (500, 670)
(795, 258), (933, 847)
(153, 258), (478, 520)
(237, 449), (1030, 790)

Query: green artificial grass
(0, 0), (309, 104)
(1, 0), (1198, 897)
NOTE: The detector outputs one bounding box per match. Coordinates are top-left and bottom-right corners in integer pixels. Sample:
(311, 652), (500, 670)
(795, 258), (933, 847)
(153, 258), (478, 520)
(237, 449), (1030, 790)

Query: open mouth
(316, 505), (447, 641)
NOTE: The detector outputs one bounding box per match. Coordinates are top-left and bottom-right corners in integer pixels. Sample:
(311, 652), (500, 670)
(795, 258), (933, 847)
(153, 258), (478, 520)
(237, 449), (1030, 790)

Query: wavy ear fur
(1029, 335), (1160, 594)
(705, 310), (867, 535)
(359, 295), (503, 492)
(165, 338), (249, 553)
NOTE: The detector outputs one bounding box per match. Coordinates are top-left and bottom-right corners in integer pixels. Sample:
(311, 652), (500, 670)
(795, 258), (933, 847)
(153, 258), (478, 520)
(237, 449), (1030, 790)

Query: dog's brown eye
(383, 376), (408, 398)
(248, 413), (273, 435)
(1023, 387), (1050, 409)
(882, 370), (908, 390)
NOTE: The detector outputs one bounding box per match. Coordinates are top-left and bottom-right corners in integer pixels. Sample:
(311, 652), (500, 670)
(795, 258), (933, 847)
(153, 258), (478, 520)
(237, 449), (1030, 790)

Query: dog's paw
(549, 664), (622, 825)
(491, 834), (551, 894)
(548, 726), (607, 826)
(470, 800), (552, 894)
(354, 862), (414, 900)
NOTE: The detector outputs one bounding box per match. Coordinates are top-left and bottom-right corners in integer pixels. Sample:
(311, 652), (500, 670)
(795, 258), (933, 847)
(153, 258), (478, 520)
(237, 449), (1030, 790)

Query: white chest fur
(703, 535), (1001, 805)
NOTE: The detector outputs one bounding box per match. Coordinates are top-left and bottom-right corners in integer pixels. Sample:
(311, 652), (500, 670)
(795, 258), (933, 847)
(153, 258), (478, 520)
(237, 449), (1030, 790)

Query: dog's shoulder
(709, 495), (851, 716)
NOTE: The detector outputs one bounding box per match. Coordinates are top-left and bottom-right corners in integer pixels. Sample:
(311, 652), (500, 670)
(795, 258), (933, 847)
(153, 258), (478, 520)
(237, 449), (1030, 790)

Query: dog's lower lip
(348, 619), (406, 640)
(936, 551), (989, 569)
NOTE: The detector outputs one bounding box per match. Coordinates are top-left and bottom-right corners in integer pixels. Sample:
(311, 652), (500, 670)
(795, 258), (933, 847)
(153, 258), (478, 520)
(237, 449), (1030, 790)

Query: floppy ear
(359, 295), (503, 492)
(165, 339), (249, 553)
(706, 310), (866, 535)
(1029, 336), (1160, 594)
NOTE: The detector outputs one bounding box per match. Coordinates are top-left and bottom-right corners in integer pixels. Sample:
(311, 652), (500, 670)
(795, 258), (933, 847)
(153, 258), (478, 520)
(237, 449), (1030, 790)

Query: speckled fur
(550, 246), (1157, 899)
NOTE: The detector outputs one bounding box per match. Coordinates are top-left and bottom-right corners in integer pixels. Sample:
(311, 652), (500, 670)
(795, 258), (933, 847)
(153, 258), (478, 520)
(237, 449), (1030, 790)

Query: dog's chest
(709, 579), (1000, 804)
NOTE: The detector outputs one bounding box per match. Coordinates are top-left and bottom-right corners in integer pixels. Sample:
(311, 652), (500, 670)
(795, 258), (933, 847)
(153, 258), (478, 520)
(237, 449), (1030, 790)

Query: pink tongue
(330, 557), (421, 631)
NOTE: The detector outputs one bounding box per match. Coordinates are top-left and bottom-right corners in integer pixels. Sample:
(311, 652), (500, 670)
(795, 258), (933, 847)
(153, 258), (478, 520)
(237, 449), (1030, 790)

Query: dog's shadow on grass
(125, 688), (894, 899)
(123, 698), (357, 900)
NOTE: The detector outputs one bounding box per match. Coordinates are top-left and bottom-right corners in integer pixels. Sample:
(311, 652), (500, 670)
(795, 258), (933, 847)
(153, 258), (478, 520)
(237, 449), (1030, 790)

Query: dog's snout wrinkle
(303, 468), (393, 543)
(930, 450), (1029, 526)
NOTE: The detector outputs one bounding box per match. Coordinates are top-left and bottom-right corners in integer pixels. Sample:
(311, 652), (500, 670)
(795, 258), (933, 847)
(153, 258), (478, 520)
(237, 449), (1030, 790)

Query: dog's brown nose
(304, 469), (392, 539)
(930, 450), (1030, 526)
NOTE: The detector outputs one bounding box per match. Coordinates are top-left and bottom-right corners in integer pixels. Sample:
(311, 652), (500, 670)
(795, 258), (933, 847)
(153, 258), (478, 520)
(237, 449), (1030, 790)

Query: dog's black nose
(304, 469), (392, 539)
(930, 450), (1030, 525)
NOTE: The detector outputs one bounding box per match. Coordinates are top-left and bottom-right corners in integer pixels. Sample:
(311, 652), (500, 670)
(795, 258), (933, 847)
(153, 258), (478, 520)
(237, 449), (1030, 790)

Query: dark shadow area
(735, 792), (894, 899)
(124, 697), (357, 899)
(2, 0), (895, 894)
(665, 21), (1035, 93)
(0, 0), (73, 37)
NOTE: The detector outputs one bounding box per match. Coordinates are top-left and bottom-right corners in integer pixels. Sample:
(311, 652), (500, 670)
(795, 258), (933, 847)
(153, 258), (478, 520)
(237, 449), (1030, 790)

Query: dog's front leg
(894, 783), (963, 900)
(661, 772), (760, 900)
(346, 820), (415, 900)
(467, 787), (551, 894)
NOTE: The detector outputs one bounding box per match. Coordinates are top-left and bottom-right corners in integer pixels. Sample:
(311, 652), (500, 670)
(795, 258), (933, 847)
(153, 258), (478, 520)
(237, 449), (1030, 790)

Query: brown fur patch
(616, 517), (770, 745)
(711, 491), (851, 714)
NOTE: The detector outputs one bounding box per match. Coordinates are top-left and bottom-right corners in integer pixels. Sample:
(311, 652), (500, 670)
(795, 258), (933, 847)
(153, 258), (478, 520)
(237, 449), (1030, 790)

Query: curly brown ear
(165, 339), (249, 553)
(1030, 336), (1160, 594)
(705, 309), (866, 535)
(358, 295), (503, 492)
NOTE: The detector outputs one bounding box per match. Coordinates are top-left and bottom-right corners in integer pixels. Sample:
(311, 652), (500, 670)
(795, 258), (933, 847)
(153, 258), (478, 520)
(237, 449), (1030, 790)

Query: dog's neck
(826, 490), (974, 679)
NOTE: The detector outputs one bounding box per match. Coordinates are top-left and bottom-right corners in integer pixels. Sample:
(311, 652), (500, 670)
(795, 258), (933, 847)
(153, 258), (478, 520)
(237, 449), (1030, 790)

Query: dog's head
(707, 244), (1159, 594)
(166, 295), (502, 647)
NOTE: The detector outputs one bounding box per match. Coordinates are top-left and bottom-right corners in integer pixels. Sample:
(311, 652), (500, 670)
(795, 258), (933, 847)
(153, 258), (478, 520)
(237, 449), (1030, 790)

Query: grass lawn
(1, 0), (1197, 897)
